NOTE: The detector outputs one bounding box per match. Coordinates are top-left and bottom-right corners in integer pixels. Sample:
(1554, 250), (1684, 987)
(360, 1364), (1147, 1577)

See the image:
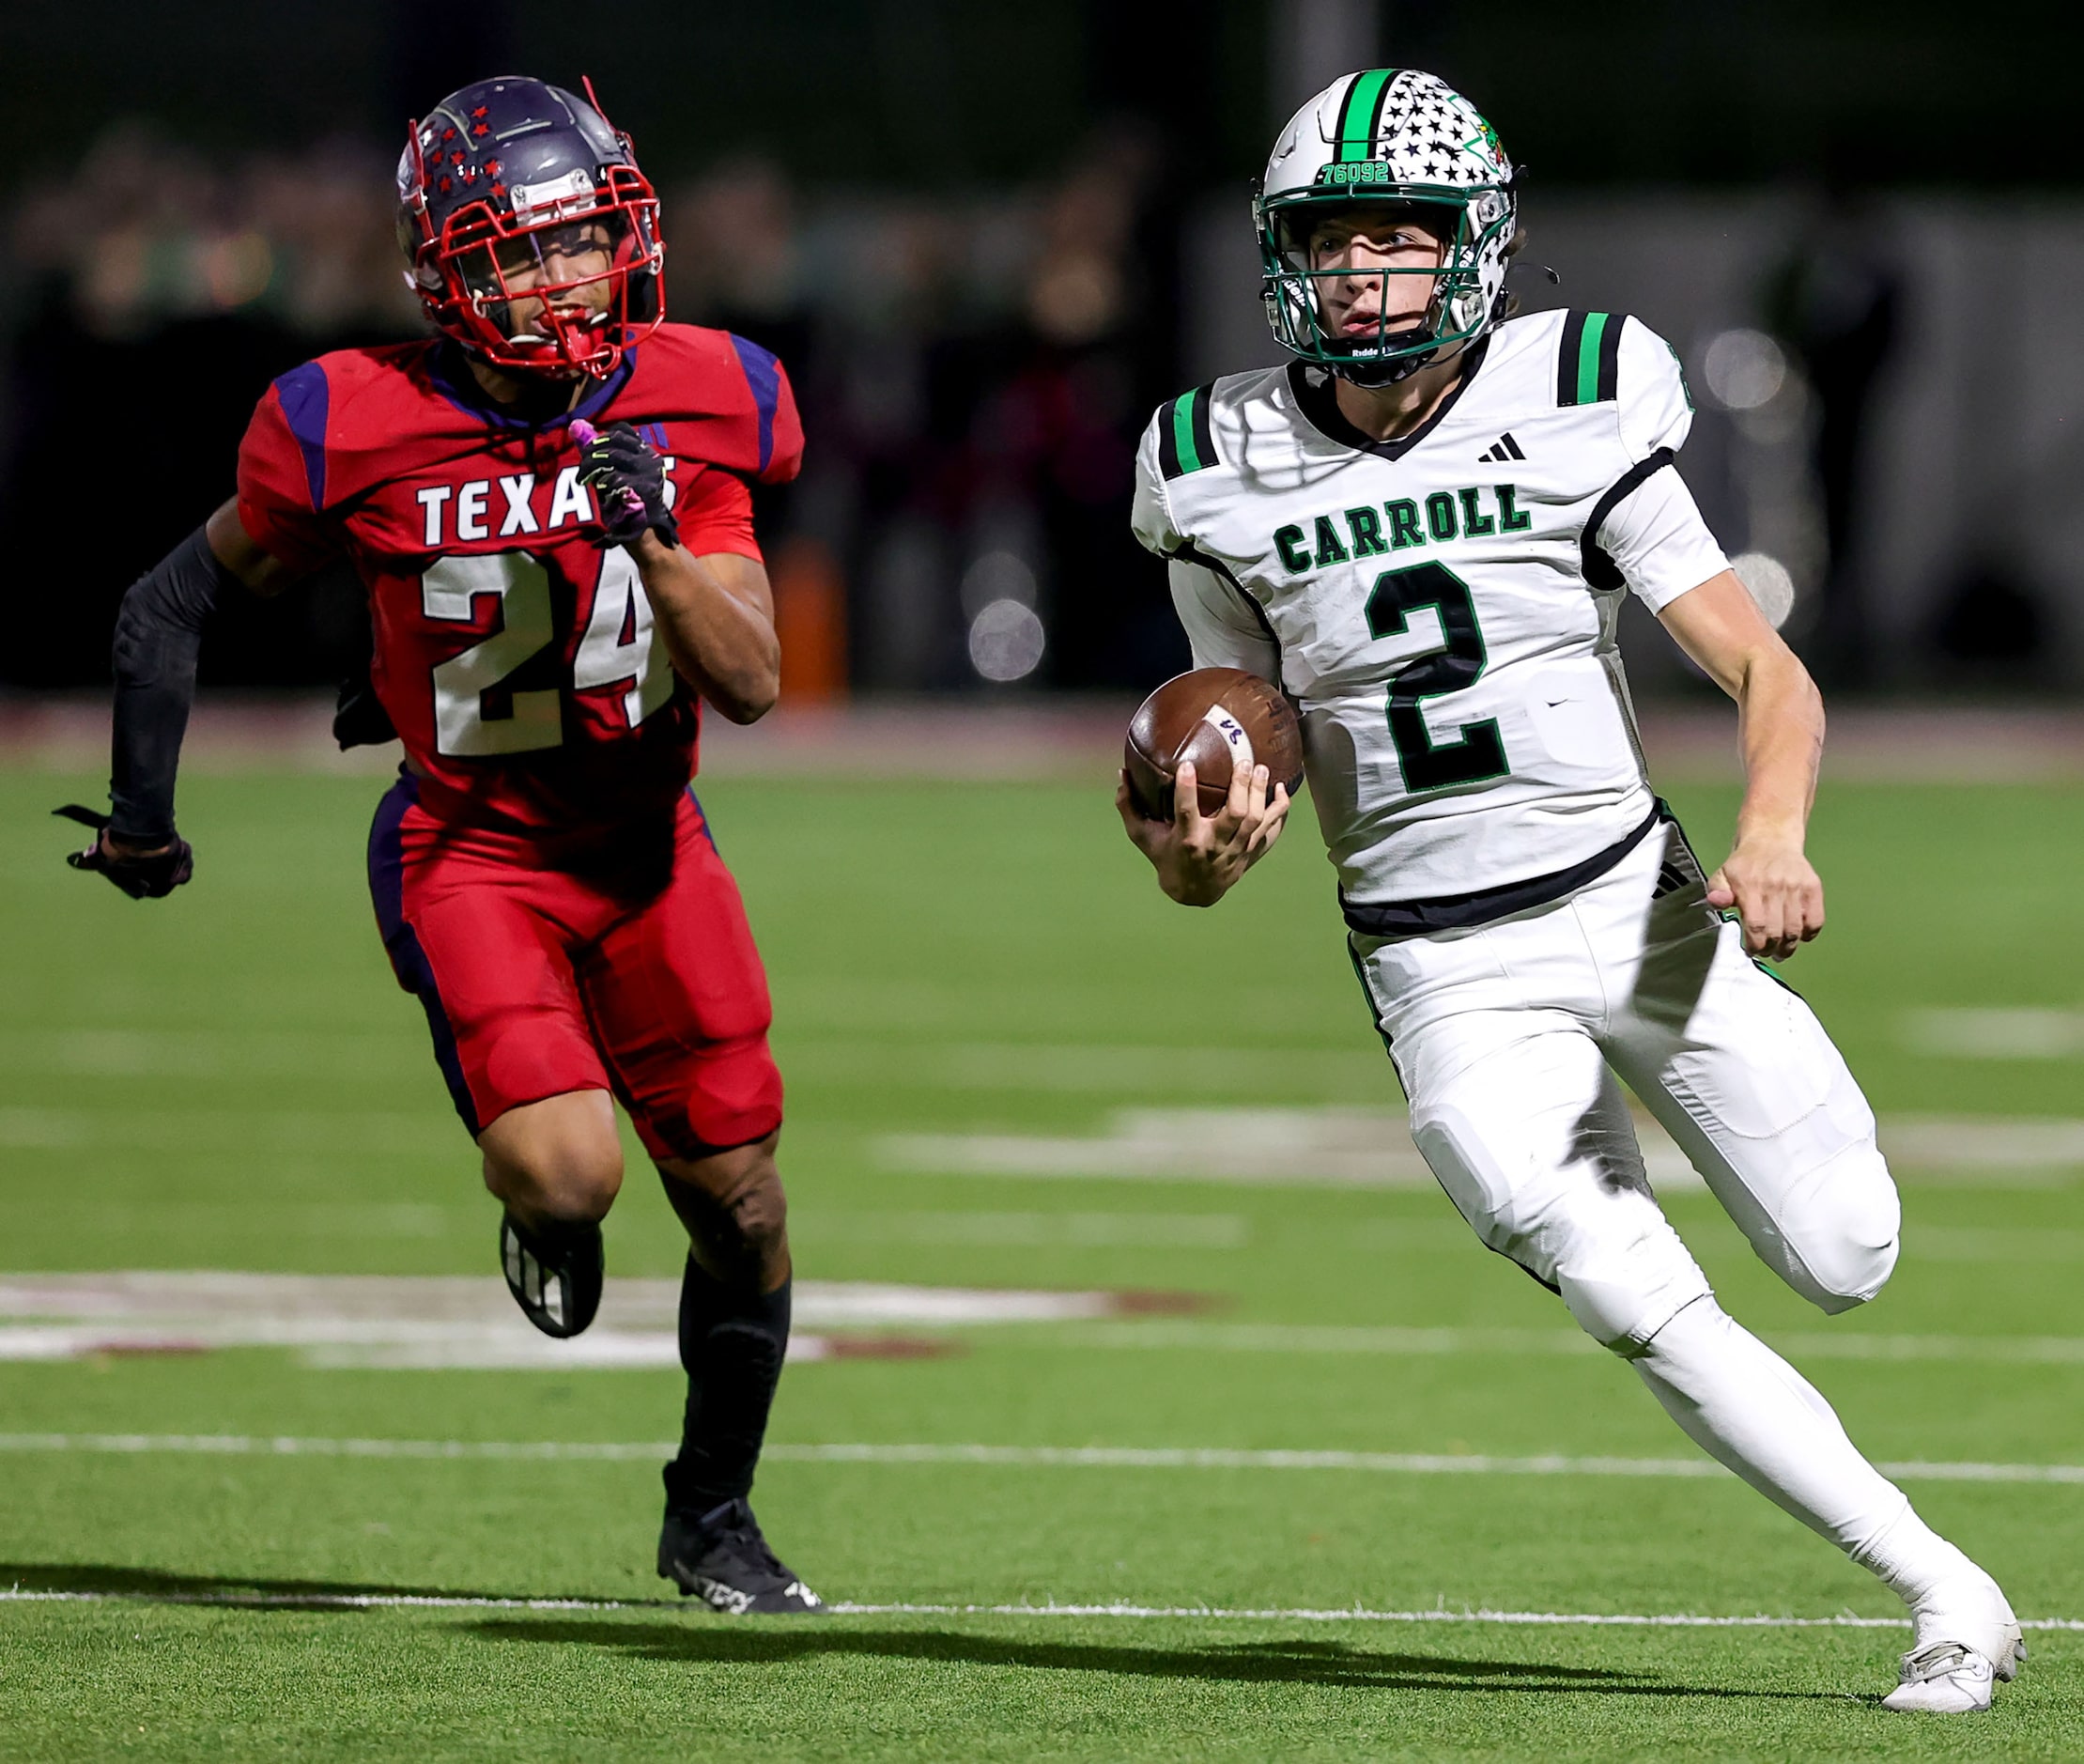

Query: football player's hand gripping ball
(1114, 759), (1289, 907)
(53, 804), (194, 900)
(572, 419), (678, 549)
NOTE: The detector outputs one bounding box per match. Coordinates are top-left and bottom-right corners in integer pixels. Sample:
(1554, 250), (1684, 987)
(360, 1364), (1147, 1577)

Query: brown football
(1123, 667), (1305, 819)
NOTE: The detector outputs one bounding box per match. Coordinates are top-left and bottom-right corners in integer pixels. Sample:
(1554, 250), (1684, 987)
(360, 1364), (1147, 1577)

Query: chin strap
(1331, 350), (1436, 389)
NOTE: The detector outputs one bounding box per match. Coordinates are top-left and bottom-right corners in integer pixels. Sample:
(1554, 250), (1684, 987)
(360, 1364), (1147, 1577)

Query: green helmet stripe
(1335, 68), (1397, 162)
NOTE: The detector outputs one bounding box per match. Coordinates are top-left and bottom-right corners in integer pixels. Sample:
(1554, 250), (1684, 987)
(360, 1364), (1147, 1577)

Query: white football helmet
(1257, 69), (1518, 385)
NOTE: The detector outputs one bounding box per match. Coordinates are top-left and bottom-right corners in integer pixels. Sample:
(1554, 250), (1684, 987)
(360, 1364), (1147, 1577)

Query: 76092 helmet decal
(395, 75), (666, 380)
(1256, 69), (1518, 388)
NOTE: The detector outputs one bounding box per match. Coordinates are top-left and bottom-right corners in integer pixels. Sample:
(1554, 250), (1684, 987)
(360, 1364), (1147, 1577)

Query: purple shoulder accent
(685, 785), (720, 854)
(273, 360), (331, 511)
(728, 334), (780, 475)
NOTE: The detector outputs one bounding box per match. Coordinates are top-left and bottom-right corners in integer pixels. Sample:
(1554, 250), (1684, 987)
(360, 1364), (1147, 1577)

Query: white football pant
(1352, 817), (1986, 1605)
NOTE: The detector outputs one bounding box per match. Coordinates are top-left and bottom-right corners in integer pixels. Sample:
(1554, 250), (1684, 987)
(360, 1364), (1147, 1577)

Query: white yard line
(876, 1108), (2084, 1190)
(0, 1586), (2078, 1631)
(0, 1272), (1123, 1329)
(1900, 1009), (2084, 1061)
(4, 1431), (2083, 1484)
(1062, 1319), (2084, 1366)
(9, 1267), (2084, 1368)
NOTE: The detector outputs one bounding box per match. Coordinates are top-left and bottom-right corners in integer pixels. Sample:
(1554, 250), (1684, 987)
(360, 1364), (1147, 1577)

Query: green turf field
(4, 761), (2083, 1760)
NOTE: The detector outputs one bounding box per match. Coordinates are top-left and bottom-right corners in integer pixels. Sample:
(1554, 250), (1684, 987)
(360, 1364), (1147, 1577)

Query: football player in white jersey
(1119, 68), (2019, 1714)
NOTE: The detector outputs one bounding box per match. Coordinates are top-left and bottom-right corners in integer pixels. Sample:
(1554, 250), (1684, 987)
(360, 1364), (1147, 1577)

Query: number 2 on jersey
(1364, 560), (1509, 793)
(420, 550), (672, 757)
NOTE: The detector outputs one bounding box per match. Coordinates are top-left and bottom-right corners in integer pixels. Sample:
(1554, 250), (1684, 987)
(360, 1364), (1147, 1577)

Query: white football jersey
(1131, 308), (1729, 921)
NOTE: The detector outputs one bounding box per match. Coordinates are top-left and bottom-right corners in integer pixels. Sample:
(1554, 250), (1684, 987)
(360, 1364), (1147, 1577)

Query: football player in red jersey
(60, 76), (821, 1614)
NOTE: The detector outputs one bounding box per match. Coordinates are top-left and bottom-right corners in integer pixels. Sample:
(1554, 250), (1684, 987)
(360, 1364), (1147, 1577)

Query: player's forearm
(1731, 647), (1823, 851)
(632, 539), (780, 724)
(107, 523), (244, 843)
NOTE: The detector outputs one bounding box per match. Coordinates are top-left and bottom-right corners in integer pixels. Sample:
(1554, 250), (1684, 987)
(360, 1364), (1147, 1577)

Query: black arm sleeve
(107, 525), (239, 843)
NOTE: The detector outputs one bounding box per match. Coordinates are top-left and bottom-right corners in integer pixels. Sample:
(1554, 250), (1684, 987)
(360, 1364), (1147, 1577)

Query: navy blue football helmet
(396, 75), (664, 378)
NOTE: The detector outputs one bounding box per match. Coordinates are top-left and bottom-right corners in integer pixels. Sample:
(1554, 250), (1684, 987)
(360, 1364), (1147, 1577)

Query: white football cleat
(1882, 1571), (2025, 1712)
(1882, 1641), (1998, 1713)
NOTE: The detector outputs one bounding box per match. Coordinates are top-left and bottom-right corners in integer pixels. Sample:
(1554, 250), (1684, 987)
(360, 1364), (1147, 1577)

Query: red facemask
(398, 89), (666, 379)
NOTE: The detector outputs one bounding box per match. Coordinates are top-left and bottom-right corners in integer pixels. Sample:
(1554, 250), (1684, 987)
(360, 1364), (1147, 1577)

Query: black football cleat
(657, 1498), (824, 1615)
(499, 1212), (603, 1338)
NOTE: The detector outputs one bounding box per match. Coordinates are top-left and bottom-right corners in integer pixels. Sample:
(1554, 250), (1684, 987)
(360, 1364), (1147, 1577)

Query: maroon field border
(5, 694), (2081, 785)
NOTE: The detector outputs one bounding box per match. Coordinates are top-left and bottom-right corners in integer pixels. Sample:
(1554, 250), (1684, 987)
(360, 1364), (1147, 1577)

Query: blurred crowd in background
(0, 121), (1188, 698)
(3, 0), (2080, 702)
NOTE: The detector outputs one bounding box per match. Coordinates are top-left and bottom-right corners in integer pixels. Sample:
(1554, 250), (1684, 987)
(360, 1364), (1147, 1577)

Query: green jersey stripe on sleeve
(1574, 313), (1610, 406)
(1557, 311), (1621, 407)
(1160, 386), (1218, 480)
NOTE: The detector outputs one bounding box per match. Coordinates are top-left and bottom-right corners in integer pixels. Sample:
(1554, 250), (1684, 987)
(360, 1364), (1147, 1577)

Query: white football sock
(1631, 1296), (1985, 1602)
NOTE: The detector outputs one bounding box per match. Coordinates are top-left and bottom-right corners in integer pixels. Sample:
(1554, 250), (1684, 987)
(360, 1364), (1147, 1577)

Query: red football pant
(367, 776), (782, 1160)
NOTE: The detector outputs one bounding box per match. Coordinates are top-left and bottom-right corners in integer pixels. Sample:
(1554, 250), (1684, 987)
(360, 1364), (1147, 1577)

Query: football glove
(572, 418), (679, 549)
(54, 804), (194, 900)
(332, 662), (398, 750)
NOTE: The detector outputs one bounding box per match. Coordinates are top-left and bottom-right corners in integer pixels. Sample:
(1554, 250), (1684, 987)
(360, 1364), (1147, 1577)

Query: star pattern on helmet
(413, 107), (523, 211)
(1368, 71), (1504, 188)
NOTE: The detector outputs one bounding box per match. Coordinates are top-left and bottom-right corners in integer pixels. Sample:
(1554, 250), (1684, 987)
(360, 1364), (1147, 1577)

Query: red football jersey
(237, 324), (803, 833)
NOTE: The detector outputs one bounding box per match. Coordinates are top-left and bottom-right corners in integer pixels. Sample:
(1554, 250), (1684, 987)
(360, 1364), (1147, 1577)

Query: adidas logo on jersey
(1477, 433), (1526, 464)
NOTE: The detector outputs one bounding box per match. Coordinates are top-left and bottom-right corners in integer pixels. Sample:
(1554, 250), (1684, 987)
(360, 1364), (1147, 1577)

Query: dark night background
(3, 0), (2079, 697)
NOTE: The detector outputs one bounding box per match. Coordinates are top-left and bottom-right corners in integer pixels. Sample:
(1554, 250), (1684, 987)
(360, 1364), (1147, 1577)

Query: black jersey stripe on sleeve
(1188, 384), (1216, 473)
(1159, 385), (1220, 480)
(1156, 400), (1183, 479)
(1555, 311), (1588, 406)
(1580, 445), (1676, 590)
(1596, 311), (1624, 403)
(1557, 311), (1622, 407)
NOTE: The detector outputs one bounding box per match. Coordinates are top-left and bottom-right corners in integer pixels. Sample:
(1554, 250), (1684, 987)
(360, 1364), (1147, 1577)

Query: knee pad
(1774, 1140), (1901, 1313)
(1413, 1108), (1712, 1353)
(1555, 1233), (1716, 1353)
